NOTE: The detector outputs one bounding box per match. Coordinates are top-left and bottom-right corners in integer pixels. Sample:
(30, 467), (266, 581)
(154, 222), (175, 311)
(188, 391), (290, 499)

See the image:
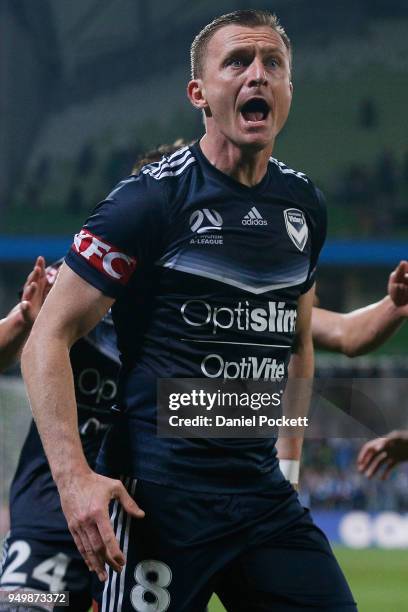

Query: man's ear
(187, 79), (209, 111)
(289, 81), (294, 96)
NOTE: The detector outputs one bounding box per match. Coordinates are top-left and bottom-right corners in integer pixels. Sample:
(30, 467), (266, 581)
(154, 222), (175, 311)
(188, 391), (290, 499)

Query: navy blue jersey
(9, 313), (120, 540)
(65, 143), (327, 493)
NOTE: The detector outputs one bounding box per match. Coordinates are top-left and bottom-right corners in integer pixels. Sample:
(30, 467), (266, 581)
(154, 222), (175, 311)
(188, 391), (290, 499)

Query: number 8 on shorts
(130, 560), (172, 612)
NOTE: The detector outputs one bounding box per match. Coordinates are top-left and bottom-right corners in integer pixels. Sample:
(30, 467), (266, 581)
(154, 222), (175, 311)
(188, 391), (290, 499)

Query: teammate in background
(19, 9), (402, 610)
(0, 260), (120, 612)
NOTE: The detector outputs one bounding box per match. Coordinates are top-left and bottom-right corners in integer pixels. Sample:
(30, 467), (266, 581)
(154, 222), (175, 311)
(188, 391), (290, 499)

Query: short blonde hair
(190, 10), (291, 79)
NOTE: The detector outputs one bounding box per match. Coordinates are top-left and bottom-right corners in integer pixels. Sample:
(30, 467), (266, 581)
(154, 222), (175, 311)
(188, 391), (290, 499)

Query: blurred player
(21, 9), (356, 610)
(0, 259), (119, 611)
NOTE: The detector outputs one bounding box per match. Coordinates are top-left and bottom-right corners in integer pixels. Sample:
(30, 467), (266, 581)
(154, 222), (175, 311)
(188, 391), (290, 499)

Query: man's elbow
(341, 343), (361, 358)
(21, 325), (48, 378)
(338, 327), (362, 357)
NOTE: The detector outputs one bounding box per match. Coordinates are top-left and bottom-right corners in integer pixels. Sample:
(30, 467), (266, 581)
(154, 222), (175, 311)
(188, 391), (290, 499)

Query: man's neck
(200, 133), (274, 188)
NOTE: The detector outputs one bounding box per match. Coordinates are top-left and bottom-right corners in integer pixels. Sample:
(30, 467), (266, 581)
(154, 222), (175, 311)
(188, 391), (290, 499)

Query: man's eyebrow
(260, 46), (287, 57)
(222, 44), (287, 58)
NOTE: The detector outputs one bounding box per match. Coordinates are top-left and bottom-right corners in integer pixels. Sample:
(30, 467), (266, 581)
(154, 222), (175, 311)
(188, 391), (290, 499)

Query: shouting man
(22, 11), (356, 611)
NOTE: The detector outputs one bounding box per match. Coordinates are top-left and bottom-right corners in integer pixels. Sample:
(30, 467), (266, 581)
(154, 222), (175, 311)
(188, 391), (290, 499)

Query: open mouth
(240, 98), (270, 123)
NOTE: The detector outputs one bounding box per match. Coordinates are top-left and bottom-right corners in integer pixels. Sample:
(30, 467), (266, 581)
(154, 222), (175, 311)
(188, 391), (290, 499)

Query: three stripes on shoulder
(142, 147), (195, 180)
(142, 146), (309, 184)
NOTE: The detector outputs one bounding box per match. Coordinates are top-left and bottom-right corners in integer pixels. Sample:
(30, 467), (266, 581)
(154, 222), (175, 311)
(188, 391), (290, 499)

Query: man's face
(190, 25), (293, 150)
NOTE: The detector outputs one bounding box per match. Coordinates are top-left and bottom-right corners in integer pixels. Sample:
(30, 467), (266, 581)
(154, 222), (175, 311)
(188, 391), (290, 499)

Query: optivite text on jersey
(201, 354), (285, 380)
(181, 300), (297, 334)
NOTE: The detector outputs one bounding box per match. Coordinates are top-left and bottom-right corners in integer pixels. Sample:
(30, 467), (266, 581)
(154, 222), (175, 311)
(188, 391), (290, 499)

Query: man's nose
(247, 58), (267, 87)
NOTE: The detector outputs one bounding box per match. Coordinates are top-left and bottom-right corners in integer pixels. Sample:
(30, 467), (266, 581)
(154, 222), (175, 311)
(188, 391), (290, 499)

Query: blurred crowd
(15, 130), (408, 239)
(19, 138), (143, 216)
(328, 95), (408, 236)
(334, 148), (408, 236)
(301, 439), (408, 512)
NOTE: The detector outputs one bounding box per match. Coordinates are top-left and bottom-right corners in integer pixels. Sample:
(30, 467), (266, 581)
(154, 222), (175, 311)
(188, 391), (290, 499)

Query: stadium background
(0, 1), (407, 609)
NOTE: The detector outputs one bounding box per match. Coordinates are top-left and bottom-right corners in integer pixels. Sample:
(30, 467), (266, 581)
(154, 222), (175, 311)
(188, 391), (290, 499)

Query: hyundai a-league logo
(190, 209), (223, 234)
(283, 208), (308, 252)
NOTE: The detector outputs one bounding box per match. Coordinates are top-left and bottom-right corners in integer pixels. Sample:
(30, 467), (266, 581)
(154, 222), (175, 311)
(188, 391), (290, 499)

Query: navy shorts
(100, 478), (357, 612)
(0, 534), (101, 611)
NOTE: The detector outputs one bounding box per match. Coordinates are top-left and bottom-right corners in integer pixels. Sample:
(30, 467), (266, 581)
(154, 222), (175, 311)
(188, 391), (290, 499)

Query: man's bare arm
(0, 256), (49, 372)
(312, 261), (408, 357)
(21, 263), (144, 581)
(276, 284), (315, 485)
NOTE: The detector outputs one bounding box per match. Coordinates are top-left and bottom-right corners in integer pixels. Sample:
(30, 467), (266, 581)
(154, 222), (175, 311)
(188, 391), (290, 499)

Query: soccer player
(0, 260), (120, 611)
(22, 10), (357, 611)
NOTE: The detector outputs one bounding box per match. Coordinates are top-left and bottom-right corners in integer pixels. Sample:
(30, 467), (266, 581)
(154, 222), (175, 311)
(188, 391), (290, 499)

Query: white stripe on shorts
(117, 478), (138, 611)
(101, 476), (130, 612)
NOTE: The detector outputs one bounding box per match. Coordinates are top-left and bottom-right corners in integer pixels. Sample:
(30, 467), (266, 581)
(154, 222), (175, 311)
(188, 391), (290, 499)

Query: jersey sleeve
(65, 174), (168, 298)
(301, 187), (327, 294)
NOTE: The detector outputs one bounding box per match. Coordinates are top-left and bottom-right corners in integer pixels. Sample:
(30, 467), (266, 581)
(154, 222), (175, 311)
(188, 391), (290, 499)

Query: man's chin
(236, 131), (273, 152)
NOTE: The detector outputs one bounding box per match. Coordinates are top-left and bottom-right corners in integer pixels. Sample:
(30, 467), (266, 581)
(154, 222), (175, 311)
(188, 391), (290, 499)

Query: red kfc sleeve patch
(72, 229), (137, 285)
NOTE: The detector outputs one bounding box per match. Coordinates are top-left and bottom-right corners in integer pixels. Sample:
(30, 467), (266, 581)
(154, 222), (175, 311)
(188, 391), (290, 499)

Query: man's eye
(266, 58), (280, 68)
(227, 58), (244, 68)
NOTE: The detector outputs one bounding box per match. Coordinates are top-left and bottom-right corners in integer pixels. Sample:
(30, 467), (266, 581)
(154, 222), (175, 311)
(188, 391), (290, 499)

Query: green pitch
(208, 547), (408, 612)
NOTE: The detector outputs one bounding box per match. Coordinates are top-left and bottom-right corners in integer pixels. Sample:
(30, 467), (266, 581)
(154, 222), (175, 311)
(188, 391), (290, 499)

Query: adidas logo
(242, 206), (268, 226)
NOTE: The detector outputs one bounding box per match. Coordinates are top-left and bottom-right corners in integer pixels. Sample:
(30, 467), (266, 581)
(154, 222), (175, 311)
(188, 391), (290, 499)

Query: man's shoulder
(269, 156), (324, 210)
(137, 145), (197, 183)
(104, 146), (198, 210)
(269, 156), (311, 185)
(269, 156), (319, 195)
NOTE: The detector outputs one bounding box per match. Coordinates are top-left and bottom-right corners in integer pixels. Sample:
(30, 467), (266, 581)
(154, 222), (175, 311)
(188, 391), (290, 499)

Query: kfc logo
(72, 229), (136, 284)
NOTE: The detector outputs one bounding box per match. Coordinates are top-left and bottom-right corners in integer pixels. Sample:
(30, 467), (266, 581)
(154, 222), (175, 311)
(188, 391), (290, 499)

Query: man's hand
(357, 430), (408, 480)
(59, 471), (145, 582)
(388, 261), (408, 312)
(18, 256), (50, 328)
(0, 257), (52, 371)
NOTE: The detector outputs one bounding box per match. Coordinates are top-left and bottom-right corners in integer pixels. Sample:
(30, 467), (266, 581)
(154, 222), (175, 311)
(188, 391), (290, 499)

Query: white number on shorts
(130, 560), (172, 612)
(0, 541), (69, 592)
(32, 552), (70, 591)
(0, 540), (30, 584)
